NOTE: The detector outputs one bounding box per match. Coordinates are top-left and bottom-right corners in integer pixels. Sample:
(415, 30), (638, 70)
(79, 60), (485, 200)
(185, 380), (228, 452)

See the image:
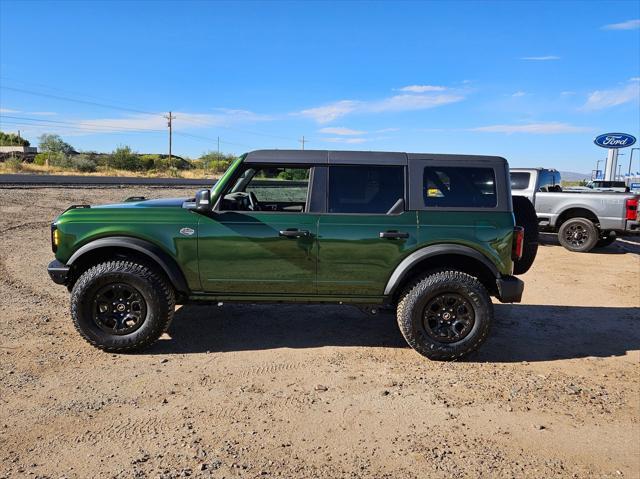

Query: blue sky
(1, 0), (639, 172)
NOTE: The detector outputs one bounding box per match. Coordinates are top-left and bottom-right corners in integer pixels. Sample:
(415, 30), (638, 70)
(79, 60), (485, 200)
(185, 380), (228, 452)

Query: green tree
(200, 151), (237, 173)
(0, 131), (30, 146)
(110, 146), (142, 171)
(38, 134), (74, 155)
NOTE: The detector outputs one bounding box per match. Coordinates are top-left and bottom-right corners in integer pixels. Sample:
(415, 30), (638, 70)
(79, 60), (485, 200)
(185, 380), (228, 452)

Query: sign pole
(603, 148), (618, 181)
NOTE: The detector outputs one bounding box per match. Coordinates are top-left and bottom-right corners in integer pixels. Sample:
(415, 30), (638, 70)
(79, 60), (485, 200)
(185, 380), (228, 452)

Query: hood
(91, 197), (190, 209)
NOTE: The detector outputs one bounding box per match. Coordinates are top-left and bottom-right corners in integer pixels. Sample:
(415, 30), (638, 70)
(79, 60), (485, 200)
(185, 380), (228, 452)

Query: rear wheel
(71, 261), (175, 352)
(396, 271), (493, 360)
(512, 196), (539, 274)
(557, 218), (598, 252)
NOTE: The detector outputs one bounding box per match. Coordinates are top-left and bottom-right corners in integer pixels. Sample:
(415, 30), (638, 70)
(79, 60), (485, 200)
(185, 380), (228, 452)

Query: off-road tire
(512, 195), (539, 274)
(557, 218), (598, 253)
(396, 271), (493, 360)
(71, 261), (175, 352)
(595, 235), (617, 248)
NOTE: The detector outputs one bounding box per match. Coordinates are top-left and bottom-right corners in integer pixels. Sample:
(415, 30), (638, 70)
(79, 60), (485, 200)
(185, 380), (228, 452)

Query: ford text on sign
(594, 133), (636, 149)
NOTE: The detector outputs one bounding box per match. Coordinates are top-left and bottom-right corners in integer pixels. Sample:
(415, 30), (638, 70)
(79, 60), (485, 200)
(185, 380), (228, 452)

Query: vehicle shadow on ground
(539, 232), (640, 255)
(148, 303), (639, 362)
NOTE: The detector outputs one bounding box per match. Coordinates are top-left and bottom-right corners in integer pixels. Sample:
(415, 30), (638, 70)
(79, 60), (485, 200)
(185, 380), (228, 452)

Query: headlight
(51, 224), (60, 253)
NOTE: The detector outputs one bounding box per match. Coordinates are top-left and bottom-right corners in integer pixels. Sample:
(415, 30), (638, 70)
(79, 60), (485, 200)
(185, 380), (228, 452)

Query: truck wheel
(396, 271), (493, 360)
(595, 234), (617, 248)
(557, 218), (598, 252)
(71, 261), (175, 352)
(512, 196), (539, 274)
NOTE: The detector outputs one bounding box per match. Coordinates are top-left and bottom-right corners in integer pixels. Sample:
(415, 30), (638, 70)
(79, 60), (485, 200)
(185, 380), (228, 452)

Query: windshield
(210, 154), (245, 201)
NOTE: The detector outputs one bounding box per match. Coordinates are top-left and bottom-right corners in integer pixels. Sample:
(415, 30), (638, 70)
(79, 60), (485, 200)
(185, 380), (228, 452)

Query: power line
(0, 115), (166, 133)
(178, 115), (298, 142)
(2, 83), (296, 143)
(0, 86), (159, 116)
(0, 75), (161, 115)
(1, 81), (305, 150)
(0, 115), (253, 149)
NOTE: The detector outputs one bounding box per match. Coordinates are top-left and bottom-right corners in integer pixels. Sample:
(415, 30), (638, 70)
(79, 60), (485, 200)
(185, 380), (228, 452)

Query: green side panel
(317, 212), (418, 295)
(417, 210), (514, 275)
(197, 212), (318, 294)
(54, 207), (201, 289)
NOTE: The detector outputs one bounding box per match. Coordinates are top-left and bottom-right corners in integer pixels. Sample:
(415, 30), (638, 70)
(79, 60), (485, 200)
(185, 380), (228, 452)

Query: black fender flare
(67, 236), (189, 294)
(383, 244), (500, 296)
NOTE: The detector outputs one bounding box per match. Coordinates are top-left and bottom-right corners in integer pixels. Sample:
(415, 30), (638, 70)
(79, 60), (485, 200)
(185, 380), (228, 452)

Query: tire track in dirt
(0, 220), (51, 235)
(0, 221), (67, 306)
(238, 361), (305, 378)
(0, 252), (66, 306)
(73, 416), (170, 444)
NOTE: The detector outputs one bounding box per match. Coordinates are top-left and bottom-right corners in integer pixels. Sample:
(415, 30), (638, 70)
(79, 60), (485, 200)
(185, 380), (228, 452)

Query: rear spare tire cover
(512, 195), (539, 275)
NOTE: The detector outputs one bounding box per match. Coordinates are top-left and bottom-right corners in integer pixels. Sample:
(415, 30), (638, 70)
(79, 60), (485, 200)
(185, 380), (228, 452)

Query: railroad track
(0, 174), (307, 188)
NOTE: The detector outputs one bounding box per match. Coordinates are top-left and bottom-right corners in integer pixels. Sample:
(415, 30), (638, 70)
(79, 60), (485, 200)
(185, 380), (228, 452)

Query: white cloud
(630, 77), (640, 82)
(520, 56), (560, 61)
(299, 91), (464, 124)
(602, 19), (640, 30)
(471, 122), (592, 134)
(322, 137), (368, 144)
(318, 126), (366, 136)
(74, 109), (270, 132)
(561, 91), (576, 96)
(367, 94), (464, 113)
(583, 82), (640, 110)
(375, 127), (399, 133)
(0, 107), (20, 113)
(299, 101), (359, 124)
(511, 91), (526, 97)
(396, 85), (447, 93)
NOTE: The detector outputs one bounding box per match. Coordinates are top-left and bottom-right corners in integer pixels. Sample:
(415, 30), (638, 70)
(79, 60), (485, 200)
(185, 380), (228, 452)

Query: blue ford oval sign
(594, 133), (636, 149)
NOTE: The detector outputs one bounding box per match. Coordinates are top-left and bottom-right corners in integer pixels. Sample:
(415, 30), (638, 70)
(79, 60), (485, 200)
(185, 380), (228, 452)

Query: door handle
(279, 229), (309, 238)
(379, 231), (409, 239)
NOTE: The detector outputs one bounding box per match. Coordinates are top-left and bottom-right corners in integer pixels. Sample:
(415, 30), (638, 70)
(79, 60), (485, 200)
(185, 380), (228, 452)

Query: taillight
(625, 198), (638, 220)
(512, 226), (524, 260)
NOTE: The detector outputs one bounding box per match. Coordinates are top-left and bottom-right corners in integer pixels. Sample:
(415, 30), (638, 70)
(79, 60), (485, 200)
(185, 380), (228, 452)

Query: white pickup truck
(510, 168), (640, 252)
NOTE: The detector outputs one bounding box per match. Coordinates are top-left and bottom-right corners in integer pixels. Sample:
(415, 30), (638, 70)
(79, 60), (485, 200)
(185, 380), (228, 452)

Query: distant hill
(560, 171), (590, 181)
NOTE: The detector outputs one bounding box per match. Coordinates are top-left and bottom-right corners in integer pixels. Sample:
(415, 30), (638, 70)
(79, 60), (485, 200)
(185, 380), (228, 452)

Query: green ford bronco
(48, 150), (537, 360)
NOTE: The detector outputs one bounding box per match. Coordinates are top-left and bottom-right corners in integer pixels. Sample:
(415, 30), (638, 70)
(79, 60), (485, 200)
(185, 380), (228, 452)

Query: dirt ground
(0, 186), (638, 479)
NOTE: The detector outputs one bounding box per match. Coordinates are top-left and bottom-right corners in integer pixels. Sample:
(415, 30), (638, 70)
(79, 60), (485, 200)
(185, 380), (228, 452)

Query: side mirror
(195, 189), (211, 211)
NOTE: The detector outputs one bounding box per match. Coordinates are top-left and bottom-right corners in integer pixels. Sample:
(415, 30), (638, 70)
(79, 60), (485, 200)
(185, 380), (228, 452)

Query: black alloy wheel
(564, 223), (591, 249)
(422, 293), (475, 343)
(93, 283), (147, 335)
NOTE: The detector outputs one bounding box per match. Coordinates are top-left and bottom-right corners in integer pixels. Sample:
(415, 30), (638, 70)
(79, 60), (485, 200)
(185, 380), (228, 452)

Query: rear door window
(423, 167), (496, 208)
(328, 165), (404, 214)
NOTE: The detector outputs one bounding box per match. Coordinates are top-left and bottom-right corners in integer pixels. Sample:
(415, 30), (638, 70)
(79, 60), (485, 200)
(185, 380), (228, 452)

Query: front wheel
(557, 218), (598, 252)
(396, 271), (493, 360)
(70, 261), (175, 352)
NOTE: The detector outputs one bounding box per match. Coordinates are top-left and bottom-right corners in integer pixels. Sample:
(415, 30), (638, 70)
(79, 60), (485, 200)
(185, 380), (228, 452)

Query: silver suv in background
(510, 168), (639, 252)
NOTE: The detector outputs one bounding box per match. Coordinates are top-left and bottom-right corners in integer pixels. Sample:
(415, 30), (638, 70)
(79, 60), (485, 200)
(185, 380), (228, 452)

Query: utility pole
(164, 111), (176, 168)
(217, 136), (220, 158)
(299, 136), (307, 150)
